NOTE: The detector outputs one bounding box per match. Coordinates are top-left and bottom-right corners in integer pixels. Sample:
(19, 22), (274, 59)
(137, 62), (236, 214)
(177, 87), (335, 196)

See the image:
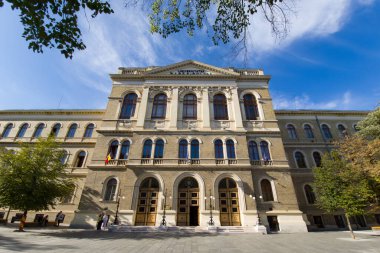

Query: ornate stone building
(0, 61), (378, 232)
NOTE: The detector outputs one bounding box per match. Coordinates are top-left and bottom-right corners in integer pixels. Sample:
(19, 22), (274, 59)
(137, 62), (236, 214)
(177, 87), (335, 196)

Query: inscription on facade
(170, 69), (212, 75)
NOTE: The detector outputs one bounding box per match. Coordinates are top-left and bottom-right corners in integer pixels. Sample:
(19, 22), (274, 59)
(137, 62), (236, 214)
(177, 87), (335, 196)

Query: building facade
(0, 61), (378, 232)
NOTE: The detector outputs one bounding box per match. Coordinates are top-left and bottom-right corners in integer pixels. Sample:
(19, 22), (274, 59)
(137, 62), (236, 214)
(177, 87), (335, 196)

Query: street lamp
(205, 189), (215, 226)
(113, 190), (125, 225)
(161, 189), (170, 227)
(250, 194), (263, 225)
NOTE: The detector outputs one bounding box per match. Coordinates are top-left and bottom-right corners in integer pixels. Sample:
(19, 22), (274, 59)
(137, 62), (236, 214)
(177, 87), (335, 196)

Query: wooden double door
(135, 177), (159, 226)
(219, 178), (241, 226)
(177, 177), (199, 226)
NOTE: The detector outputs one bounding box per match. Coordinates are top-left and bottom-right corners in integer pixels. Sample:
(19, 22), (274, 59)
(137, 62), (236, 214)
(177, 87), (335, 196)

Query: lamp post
(250, 194), (263, 225)
(113, 189), (125, 225)
(206, 189), (215, 226)
(161, 188), (168, 227)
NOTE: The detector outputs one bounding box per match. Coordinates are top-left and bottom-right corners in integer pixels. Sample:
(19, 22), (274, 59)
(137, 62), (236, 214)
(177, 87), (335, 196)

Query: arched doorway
(219, 178), (241, 226)
(177, 177), (199, 226)
(135, 177), (159, 226)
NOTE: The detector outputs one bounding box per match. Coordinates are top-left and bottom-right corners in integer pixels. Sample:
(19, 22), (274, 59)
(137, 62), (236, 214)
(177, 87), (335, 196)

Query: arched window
(50, 123), (61, 138)
(214, 139), (224, 159)
(108, 140), (119, 159)
(2, 123), (13, 138)
(295, 151), (307, 168)
(104, 178), (117, 201)
(179, 139), (188, 159)
(119, 140), (130, 159)
(243, 94), (259, 120)
(248, 141), (259, 161)
(120, 93), (138, 119)
(33, 123), (44, 138)
(353, 124), (359, 132)
(183, 94), (197, 119)
(260, 141), (271, 161)
(17, 123), (28, 138)
(321, 124), (332, 139)
(142, 139), (153, 158)
(190, 139), (199, 159)
(151, 94), (167, 119)
(226, 139), (236, 159)
(75, 151), (86, 167)
(304, 185), (316, 204)
(286, 124), (297, 139)
(154, 139), (164, 158)
(304, 124), (314, 139)
(83, 123), (94, 138)
(261, 179), (274, 202)
(213, 94), (228, 120)
(337, 124), (347, 137)
(60, 150), (69, 165)
(313, 152), (322, 167)
(66, 123), (78, 138)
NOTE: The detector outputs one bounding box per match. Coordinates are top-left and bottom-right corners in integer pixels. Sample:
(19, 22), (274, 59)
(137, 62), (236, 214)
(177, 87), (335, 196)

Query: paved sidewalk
(0, 226), (379, 253)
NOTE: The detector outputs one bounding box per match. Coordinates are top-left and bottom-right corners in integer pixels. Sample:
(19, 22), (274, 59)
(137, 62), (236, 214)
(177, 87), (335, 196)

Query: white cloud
(273, 91), (354, 110)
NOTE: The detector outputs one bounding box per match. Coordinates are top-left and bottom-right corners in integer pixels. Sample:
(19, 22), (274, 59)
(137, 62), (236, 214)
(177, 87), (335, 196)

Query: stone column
(202, 88), (211, 129)
(231, 87), (244, 130)
(136, 87), (149, 128)
(169, 87), (179, 129)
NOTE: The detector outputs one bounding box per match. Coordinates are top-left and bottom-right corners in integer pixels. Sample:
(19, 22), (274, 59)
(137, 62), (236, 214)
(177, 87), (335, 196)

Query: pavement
(0, 225), (379, 253)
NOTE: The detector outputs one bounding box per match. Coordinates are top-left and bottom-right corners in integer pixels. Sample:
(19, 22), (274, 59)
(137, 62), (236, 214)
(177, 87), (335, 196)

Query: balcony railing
(92, 158), (287, 167)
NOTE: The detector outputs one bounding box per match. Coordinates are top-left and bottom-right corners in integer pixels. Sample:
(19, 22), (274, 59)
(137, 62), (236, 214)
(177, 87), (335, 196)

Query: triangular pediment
(145, 60), (239, 76)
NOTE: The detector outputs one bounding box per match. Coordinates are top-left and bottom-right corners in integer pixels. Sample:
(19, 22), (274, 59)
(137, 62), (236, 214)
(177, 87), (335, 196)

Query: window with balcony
(119, 140), (130, 159)
(16, 123), (28, 138)
(120, 93), (138, 119)
(83, 123), (94, 138)
(261, 179), (274, 202)
(190, 139), (200, 159)
(260, 141), (271, 161)
(33, 123), (44, 138)
(243, 94), (259, 120)
(337, 124), (347, 137)
(183, 94), (197, 119)
(313, 151), (322, 167)
(248, 141), (259, 161)
(142, 139), (153, 158)
(214, 139), (224, 159)
(75, 151), (86, 167)
(66, 123), (78, 138)
(154, 139), (164, 158)
(108, 140), (119, 159)
(304, 124), (314, 139)
(179, 139), (188, 159)
(286, 124), (297, 139)
(226, 140), (236, 159)
(2, 123), (13, 138)
(321, 124), (333, 139)
(304, 184), (316, 204)
(50, 123), (61, 138)
(213, 94), (228, 120)
(295, 151), (307, 168)
(151, 94), (167, 119)
(104, 178), (117, 201)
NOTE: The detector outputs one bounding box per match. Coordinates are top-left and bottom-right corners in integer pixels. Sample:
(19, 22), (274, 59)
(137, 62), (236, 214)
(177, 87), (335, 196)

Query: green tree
(314, 151), (374, 239)
(1, 0), (288, 58)
(0, 138), (75, 224)
(357, 107), (380, 140)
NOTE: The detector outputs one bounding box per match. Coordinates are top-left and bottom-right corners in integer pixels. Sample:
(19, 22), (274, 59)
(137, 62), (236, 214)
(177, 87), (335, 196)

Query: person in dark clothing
(96, 213), (103, 230)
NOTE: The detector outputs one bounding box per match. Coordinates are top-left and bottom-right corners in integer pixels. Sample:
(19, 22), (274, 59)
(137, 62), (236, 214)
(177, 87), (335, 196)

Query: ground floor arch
(218, 177), (241, 226)
(135, 177), (159, 226)
(176, 177), (200, 226)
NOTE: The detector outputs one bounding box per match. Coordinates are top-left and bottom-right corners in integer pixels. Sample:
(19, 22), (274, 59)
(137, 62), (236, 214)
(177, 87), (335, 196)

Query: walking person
(102, 214), (109, 230)
(55, 211), (65, 227)
(18, 211), (27, 232)
(96, 213), (103, 230)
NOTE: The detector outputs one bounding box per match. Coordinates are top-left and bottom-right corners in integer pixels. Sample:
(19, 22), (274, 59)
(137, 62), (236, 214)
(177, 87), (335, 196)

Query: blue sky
(0, 0), (379, 111)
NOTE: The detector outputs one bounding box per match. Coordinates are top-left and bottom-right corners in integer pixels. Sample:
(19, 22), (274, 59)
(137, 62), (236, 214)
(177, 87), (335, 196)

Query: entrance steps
(109, 225), (257, 233)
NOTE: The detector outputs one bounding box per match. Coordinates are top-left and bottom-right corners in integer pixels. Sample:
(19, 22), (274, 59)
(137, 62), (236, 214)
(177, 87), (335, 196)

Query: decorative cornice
(0, 109), (105, 116)
(274, 110), (369, 116)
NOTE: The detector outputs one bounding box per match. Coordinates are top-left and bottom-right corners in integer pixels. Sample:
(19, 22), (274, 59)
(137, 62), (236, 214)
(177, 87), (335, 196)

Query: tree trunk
(345, 213), (355, 239)
(4, 206), (11, 225)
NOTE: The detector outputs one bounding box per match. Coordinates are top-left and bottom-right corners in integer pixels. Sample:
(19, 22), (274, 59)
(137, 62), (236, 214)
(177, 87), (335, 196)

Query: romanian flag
(105, 153), (111, 165)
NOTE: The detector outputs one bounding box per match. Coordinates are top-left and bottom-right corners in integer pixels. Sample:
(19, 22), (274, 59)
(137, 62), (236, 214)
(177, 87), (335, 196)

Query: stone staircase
(109, 225), (258, 233)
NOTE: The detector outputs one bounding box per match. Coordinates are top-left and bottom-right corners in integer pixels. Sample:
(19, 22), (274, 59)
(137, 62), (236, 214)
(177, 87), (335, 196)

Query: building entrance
(135, 177), (159, 226)
(177, 177), (199, 226)
(219, 178), (241, 226)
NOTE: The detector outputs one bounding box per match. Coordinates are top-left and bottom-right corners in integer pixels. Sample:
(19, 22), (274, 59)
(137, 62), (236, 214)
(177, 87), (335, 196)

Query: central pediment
(145, 60), (240, 77)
